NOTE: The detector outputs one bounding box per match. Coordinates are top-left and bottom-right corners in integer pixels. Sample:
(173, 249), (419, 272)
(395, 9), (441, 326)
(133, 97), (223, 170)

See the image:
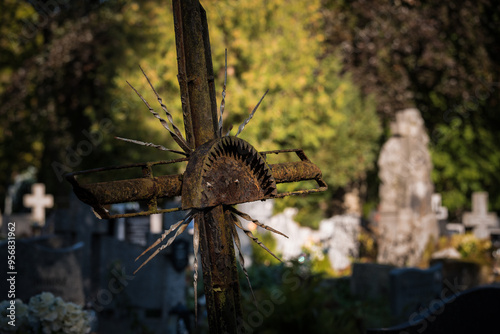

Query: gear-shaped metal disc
(181, 136), (277, 209)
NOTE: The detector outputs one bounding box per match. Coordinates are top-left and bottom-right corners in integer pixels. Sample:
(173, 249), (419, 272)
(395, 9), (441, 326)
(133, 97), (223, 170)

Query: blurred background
(1, 0), (499, 333)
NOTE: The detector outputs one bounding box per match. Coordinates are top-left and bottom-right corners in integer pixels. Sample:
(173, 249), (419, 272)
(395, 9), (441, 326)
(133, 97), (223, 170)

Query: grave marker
(367, 286), (500, 334)
(377, 108), (438, 266)
(23, 183), (54, 226)
(445, 223), (465, 235)
(463, 192), (499, 239)
(125, 216), (150, 247)
(0, 236), (84, 304)
(389, 263), (442, 320)
(350, 262), (396, 300)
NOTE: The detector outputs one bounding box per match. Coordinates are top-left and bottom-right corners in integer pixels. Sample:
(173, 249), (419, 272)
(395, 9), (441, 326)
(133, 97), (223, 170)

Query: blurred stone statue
(377, 108), (438, 266)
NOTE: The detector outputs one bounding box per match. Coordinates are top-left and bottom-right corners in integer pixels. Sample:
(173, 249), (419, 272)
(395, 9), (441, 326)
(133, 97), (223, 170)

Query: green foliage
(1, 0), (380, 221)
(358, 230), (377, 262)
(322, 0), (500, 217)
(4, 0), (497, 222)
(250, 231), (281, 267)
(205, 0), (381, 224)
(437, 233), (492, 265)
(0, 0), (185, 205)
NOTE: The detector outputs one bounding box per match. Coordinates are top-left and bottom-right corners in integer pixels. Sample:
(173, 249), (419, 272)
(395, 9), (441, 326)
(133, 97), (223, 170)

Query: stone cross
(23, 183), (54, 226)
(463, 191), (499, 239)
(431, 193), (448, 221)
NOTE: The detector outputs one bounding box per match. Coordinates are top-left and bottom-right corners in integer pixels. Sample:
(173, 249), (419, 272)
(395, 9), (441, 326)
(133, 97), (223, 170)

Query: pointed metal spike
(235, 90), (269, 137)
(218, 49), (228, 138)
(230, 207), (288, 239)
(127, 81), (192, 154)
(232, 214), (283, 262)
(115, 137), (188, 156)
(138, 66), (191, 152)
(230, 218), (256, 305)
(193, 216), (200, 321)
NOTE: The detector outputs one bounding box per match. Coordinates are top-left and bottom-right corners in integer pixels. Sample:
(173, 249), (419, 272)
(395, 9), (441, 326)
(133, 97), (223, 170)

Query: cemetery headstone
(319, 214), (360, 271)
(389, 263), (442, 320)
(262, 206), (360, 270)
(23, 183), (54, 226)
(235, 200), (275, 266)
(445, 223), (465, 235)
(430, 247), (461, 260)
(126, 216), (150, 247)
(150, 213), (163, 234)
(110, 202), (140, 241)
(377, 108), (438, 266)
(367, 286), (500, 334)
(432, 193), (449, 236)
(429, 258), (481, 295)
(431, 193), (448, 222)
(350, 262), (397, 300)
(49, 193), (108, 300)
(0, 236), (85, 305)
(267, 208), (313, 260)
(462, 191), (499, 239)
(2, 178), (51, 238)
(95, 236), (167, 332)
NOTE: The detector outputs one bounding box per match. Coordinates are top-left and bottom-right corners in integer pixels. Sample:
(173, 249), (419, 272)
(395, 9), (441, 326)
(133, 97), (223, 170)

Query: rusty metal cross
(66, 1), (326, 333)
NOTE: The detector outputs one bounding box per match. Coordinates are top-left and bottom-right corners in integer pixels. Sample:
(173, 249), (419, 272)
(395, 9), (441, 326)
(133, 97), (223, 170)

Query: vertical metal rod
(172, 1), (242, 333)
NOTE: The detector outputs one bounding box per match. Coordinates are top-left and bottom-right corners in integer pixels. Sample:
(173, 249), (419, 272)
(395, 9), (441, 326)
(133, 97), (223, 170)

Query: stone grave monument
(95, 204), (191, 333)
(377, 108), (438, 266)
(0, 236), (84, 304)
(367, 286), (500, 334)
(23, 183), (54, 226)
(462, 191), (499, 239)
(389, 263), (443, 321)
(2, 181), (53, 238)
(318, 214), (360, 271)
(350, 262), (397, 300)
(265, 207), (360, 271)
(431, 193), (449, 236)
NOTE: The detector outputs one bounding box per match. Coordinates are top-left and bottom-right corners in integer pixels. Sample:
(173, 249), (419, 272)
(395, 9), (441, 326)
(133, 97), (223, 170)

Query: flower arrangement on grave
(0, 292), (91, 334)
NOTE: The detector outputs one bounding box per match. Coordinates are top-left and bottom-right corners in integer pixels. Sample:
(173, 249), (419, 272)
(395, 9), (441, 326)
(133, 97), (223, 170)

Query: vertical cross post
(172, 1), (242, 332)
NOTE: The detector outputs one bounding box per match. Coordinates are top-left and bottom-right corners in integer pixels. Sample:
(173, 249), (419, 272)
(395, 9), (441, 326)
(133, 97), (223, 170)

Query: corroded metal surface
(65, 143), (326, 218)
(65, 158), (187, 219)
(66, 144), (326, 219)
(181, 136), (276, 209)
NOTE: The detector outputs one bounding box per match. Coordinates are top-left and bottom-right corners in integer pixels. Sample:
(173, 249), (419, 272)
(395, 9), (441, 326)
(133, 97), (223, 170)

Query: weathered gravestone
(389, 263), (443, 321)
(430, 258), (481, 294)
(125, 216), (150, 247)
(267, 208), (313, 260)
(318, 214), (360, 271)
(235, 200), (275, 267)
(350, 262), (397, 300)
(367, 286), (500, 334)
(267, 208), (360, 270)
(432, 193), (449, 236)
(377, 108), (438, 266)
(2, 182), (54, 238)
(463, 191), (499, 239)
(49, 193), (107, 299)
(445, 223), (465, 235)
(23, 183), (54, 226)
(95, 204), (190, 333)
(0, 236), (84, 305)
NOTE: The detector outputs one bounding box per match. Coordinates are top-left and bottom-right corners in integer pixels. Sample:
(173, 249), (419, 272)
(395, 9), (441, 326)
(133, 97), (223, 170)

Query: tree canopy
(322, 0), (500, 216)
(1, 0), (498, 222)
